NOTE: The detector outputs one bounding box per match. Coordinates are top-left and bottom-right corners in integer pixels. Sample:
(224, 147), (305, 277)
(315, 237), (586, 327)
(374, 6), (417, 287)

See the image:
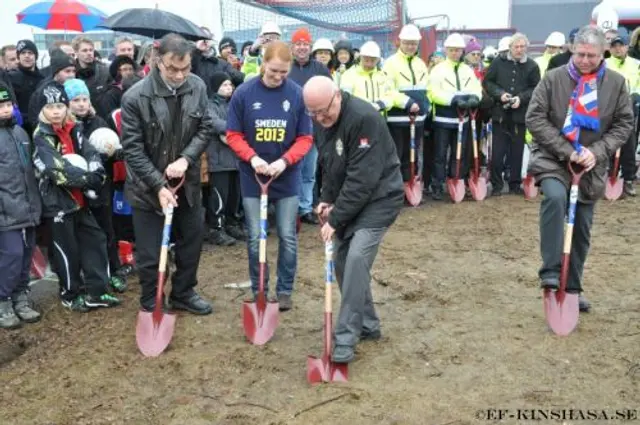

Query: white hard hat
(399, 24), (422, 41)
(312, 38), (334, 53)
(359, 41), (381, 58)
(498, 36), (512, 52)
(596, 5), (619, 32)
(260, 21), (282, 36)
(443, 33), (466, 49)
(482, 46), (498, 59)
(545, 31), (566, 47)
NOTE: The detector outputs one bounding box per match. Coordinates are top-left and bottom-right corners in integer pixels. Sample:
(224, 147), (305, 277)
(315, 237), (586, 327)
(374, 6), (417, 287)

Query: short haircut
(1, 45), (16, 57)
(72, 36), (94, 51)
(157, 33), (192, 59)
(49, 40), (71, 56)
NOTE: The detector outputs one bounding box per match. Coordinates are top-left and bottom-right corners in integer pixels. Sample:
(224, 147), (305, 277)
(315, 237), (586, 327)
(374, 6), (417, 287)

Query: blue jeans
(298, 144), (318, 215)
(243, 195), (298, 295)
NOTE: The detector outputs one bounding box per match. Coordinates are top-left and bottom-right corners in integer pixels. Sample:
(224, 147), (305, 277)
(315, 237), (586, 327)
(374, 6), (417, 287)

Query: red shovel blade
(404, 176), (423, 206)
(523, 175), (538, 200)
(468, 176), (487, 201)
(306, 355), (349, 384)
(543, 290), (579, 336)
(242, 295), (280, 345)
(446, 178), (465, 203)
(604, 177), (623, 201)
(135, 309), (176, 357)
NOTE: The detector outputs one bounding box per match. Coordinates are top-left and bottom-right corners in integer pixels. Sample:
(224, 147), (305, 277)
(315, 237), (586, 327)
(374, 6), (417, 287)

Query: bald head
(304, 75), (336, 105)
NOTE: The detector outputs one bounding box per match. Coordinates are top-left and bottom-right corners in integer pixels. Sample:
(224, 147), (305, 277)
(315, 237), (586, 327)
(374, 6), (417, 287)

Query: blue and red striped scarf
(562, 59), (606, 152)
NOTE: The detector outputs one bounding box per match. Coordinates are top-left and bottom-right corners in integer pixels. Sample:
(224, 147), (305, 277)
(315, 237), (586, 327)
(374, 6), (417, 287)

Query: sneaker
(226, 224), (246, 241)
(0, 299), (22, 329)
(12, 292), (41, 323)
(331, 345), (355, 363)
(360, 329), (381, 341)
(61, 295), (90, 313)
(85, 293), (121, 308)
(277, 293), (292, 311)
(624, 181), (636, 197)
(109, 275), (128, 293)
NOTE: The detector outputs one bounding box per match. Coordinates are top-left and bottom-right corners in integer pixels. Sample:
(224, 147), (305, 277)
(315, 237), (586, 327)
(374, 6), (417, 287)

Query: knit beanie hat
(209, 71), (231, 94)
(292, 28), (312, 44)
(0, 84), (11, 104)
(50, 49), (76, 76)
(109, 55), (136, 80)
(16, 39), (38, 60)
(466, 38), (482, 53)
(219, 37), (237, 53)
(40, 83), (69, 107)
(64, 78), (90, 101)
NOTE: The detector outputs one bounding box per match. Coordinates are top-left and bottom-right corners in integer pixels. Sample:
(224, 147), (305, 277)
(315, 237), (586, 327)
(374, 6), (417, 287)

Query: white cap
(312, 38), (334, 53)
(498, 36), (512, 52)
(545, 31), (566, 47)
(359, 41), (381, 58)
(443, 33), (466, 49)
(260, 21), (282, 36)
(399, 24), (422, 41)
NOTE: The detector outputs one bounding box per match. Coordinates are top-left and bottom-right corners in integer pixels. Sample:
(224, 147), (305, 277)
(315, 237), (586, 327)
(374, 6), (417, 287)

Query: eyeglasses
(306, 91), (336, 117)
(159, 58), (191, 75)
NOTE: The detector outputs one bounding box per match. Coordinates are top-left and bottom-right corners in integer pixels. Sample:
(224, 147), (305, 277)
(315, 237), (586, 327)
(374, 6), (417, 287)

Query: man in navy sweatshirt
(288, 28), (331, 226)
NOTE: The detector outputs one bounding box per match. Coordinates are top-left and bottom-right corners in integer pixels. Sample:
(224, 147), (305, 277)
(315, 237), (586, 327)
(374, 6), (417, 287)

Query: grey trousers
(539, 178), (595, 292)
(333, 227), (387, 347)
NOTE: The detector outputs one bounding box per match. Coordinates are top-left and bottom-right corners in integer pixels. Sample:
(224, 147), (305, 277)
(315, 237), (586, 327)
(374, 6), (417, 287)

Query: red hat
(292, 28), (312, 44)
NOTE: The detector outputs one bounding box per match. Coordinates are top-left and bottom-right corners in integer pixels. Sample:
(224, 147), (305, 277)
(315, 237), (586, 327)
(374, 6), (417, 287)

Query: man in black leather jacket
(121, 33), (215, 315)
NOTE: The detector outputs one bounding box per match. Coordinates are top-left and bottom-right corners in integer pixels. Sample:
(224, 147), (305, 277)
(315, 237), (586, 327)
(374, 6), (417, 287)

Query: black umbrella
(97, 8), (209, 42)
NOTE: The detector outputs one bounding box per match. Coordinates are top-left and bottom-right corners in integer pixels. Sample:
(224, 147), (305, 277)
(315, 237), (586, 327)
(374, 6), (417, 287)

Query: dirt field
(2, 194), (640, 425)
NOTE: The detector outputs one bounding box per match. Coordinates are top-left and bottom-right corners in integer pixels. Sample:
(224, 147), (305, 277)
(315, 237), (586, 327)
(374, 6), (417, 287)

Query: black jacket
(483, 54), (540, 124)
(0, 118), (42, 231)
(547, 50), (572, 72)
(76, 60), (112, 104)
(8, 66), (45, 133)
(192, 49), (244, 98)
(318, 91), (404, 239)
(121, 67), (214, 212)
(207, 94), (237, 172)
(32, 117), (105, 218)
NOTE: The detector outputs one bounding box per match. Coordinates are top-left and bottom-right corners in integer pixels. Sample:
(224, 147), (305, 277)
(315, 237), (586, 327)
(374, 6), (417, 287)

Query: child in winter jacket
(0, 84), (42, 329)
(64, 78), (128, 293)
(32, 82), (121, 312)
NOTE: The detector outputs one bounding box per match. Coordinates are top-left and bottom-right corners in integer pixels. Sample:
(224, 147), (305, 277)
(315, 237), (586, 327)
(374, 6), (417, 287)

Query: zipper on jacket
(408, 57), (416, 85)
(454, 64), (461, 90)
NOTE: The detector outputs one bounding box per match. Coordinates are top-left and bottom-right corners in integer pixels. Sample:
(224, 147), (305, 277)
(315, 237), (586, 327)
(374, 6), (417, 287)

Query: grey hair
(114, 36), (134, 47)
(510, 32), (529, 47)
(573, 26), (607, 51)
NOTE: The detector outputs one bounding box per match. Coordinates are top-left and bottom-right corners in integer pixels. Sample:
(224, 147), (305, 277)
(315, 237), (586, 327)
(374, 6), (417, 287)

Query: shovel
(468, 109), (487, 201)
(135, 175), (184, 357)
(543, 162), (583, 336)
(404, 113), (423, 206)
(446, 109), (466, 203)
(604, 148), (623, 201)
(307, 237), (348, 384)
(481, 121), (492, 181)
(242, 173), (280, 345)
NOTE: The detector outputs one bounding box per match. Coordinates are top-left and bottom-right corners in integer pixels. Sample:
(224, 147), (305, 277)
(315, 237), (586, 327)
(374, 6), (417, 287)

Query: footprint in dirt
(0, 337), (30, 367)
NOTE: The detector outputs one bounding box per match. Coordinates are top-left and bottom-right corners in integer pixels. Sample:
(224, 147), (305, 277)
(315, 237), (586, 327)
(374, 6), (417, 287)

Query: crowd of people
(0, 17), (637, 362)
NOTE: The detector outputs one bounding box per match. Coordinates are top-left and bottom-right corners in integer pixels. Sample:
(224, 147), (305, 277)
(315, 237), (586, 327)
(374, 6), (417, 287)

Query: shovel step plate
(543, 290), (579, 336)
(242, 301), (280, 345)
(404, 177), (423, 206)
(468, 176), (487, 201)
(604, 178), (623, 201)
(135, 311), (177, 357)
(307, 356), (349, 383)
(446, 178), (465, 204)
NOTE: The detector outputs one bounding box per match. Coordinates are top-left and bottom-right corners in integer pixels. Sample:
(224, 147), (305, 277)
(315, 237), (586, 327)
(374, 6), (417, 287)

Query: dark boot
(277, 293), (292, 311)
(169, 292), (213, 315)
(209, 228), (236, 246)
(226, 224), (246, 241)
(12, 292), (40, 323)
(360, 329), (381, 341)
(300, 213), (319, 225)
(579, 294), (591, 313)
(331, 345), (355, 363)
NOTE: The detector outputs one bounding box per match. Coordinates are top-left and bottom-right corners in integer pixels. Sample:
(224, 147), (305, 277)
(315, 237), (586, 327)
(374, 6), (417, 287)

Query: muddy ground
(1, 194), (640, 425)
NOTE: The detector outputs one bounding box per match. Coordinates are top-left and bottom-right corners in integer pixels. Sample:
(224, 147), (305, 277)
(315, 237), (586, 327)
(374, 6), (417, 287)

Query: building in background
(510, 0), (599, 45)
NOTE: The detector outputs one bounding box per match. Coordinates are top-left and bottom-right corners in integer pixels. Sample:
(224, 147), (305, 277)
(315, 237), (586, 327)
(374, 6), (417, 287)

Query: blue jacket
(288, 58), (331, 88)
